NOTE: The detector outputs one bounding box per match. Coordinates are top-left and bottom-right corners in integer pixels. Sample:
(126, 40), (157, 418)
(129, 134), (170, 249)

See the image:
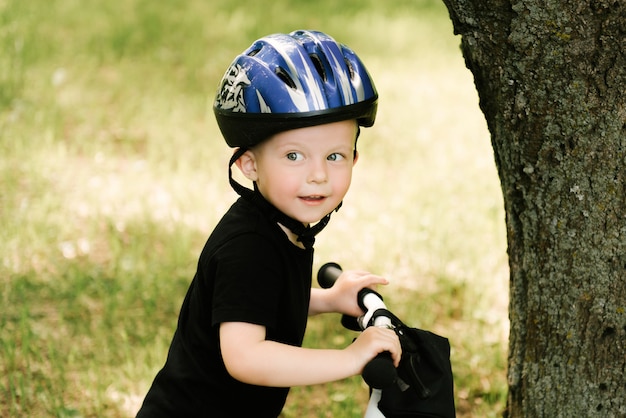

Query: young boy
(136, 30), (401, 417)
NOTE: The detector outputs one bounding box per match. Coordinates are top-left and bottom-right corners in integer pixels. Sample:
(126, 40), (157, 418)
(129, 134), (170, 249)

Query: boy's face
(238, 120), (358, 226)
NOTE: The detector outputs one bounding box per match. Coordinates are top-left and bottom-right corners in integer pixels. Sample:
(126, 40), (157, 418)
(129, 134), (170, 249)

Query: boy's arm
(308, 270), (389, 316)
(219, 321), (400, 387)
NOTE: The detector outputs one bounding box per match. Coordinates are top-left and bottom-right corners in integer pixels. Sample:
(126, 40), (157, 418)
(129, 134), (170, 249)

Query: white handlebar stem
(359, 292), (392, 330)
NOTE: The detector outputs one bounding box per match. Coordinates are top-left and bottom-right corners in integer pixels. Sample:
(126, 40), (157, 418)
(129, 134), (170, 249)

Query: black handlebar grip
(317, 262), (343, 289)
(362, 352), (398, 389)
(318, 263), (361, 331)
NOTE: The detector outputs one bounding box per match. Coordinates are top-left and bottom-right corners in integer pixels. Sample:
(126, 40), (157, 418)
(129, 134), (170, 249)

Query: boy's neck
(277, 222), (307, 249)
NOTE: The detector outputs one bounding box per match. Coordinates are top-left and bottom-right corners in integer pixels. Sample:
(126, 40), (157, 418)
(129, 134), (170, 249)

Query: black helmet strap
(228, 148), (338, 249)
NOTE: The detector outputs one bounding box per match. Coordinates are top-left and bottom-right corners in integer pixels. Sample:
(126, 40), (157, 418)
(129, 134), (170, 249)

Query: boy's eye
(327, 153), (345, 162)
(286, 152), (303, 161)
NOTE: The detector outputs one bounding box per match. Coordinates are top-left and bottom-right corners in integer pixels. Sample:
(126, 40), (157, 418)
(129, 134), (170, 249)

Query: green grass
(1, 0), (508, 416)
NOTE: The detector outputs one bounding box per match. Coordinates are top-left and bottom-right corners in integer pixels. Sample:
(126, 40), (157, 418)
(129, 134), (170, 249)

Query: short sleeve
(210, 232), (283, 330)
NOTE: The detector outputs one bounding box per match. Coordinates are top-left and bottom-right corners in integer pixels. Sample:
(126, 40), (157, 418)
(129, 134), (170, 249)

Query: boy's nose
(307, 160), (328, 183)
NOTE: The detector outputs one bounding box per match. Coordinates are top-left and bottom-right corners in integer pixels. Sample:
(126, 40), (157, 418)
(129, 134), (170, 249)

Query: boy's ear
(352, 150), (359, 166)
(234, 150), (259, 181)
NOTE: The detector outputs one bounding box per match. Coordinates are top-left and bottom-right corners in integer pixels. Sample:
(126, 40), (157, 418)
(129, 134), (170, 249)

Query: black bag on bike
(372, 309), (456, 418)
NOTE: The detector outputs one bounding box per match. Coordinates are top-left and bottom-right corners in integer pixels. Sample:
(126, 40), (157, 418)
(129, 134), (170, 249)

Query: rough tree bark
(439, 0), (626, 416)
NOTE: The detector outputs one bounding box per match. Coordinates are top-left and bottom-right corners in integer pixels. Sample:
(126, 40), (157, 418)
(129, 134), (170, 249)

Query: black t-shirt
(137, 197), (313, 417)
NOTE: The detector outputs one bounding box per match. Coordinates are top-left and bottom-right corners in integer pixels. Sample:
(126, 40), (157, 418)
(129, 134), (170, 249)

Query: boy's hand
(327, 270), (389, 317)
(347, 326), (402, 369)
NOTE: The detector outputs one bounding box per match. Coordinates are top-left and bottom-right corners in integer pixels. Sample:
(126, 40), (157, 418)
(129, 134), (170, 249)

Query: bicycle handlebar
(317, 262), (398, 389)
(317, 262), (343, 289)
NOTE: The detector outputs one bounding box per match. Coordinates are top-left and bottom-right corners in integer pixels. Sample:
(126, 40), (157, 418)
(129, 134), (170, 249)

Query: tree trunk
(439, 0), (626, 415)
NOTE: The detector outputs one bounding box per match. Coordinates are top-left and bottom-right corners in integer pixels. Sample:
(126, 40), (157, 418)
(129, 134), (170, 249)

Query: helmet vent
(309, 54), (327, 82)
(247, 48), (261, 57)
(344, 58), (355, 80)
(275, 67), (297, 89)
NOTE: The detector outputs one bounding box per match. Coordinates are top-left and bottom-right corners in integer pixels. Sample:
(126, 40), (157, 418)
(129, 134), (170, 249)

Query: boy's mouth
(299, 195), (326, 203)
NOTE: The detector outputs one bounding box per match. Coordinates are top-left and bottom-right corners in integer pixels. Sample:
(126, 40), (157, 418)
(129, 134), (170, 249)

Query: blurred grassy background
(0, 0), (508, 416)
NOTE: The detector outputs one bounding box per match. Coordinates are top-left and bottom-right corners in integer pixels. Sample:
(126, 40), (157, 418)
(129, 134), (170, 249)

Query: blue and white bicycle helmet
(214, 29), (378, 148)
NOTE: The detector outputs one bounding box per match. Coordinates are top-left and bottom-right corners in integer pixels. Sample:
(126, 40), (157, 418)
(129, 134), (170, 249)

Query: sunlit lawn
(1, 0), (508, 416)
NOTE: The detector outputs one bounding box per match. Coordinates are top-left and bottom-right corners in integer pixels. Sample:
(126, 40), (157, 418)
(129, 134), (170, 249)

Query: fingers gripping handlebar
(317, 262), (398, 389)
